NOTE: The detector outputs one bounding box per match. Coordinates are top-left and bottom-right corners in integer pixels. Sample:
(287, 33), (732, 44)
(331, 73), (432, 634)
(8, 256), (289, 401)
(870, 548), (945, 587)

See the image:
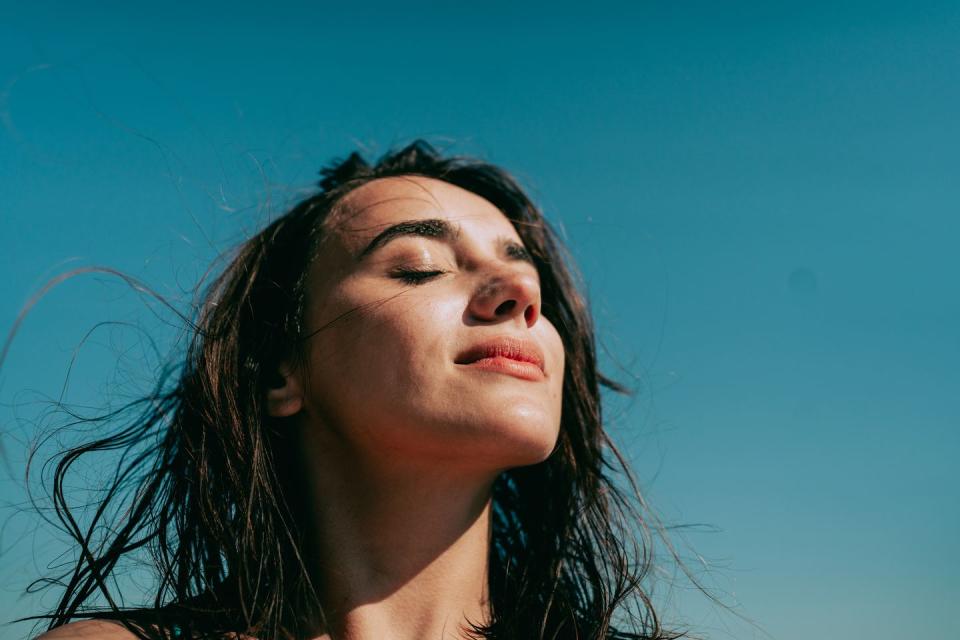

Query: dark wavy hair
(17, 140), (685, 639)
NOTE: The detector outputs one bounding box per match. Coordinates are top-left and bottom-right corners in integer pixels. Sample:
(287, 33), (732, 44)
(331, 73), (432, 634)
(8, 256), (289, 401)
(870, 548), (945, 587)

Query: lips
(455, 336), (545, 374)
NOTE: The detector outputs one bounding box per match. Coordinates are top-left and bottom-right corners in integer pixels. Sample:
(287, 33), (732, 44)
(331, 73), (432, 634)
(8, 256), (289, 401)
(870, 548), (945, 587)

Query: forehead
(329, 175), (519, 251)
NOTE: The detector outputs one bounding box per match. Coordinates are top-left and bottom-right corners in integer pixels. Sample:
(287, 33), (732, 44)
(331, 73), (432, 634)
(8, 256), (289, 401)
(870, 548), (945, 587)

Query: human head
(188, 140), (606, 496)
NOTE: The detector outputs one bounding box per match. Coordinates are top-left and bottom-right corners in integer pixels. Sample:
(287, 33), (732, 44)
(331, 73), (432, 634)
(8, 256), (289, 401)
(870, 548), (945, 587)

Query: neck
(297, 427), (497, 640)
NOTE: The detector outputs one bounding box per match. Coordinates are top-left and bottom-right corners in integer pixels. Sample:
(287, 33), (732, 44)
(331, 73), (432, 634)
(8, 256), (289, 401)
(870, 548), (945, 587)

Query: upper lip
(455, 336), (546, 373)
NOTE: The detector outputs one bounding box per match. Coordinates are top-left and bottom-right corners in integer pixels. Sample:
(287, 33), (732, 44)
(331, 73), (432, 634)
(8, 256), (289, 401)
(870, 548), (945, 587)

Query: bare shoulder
(34, 620), (140, 640)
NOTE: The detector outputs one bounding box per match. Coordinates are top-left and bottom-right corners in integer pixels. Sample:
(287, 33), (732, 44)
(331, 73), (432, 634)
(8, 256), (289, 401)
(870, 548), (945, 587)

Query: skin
(286, 176), (565, 474)
(37, 176), (565, 640)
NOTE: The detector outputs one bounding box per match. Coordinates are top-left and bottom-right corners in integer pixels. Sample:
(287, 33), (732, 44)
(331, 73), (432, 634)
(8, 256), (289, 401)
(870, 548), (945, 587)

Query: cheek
(541, 322), (566, 407)
(303, 292), (456, 419)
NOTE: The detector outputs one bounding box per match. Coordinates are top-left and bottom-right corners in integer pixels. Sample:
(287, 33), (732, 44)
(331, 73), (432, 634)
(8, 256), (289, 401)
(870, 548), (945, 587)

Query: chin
(485, 416), (560, 470)
(507, 441), (557, 469)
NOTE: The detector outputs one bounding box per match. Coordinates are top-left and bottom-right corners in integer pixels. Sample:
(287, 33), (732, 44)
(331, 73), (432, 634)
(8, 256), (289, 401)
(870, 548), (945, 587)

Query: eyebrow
(356, 218), (533, 263)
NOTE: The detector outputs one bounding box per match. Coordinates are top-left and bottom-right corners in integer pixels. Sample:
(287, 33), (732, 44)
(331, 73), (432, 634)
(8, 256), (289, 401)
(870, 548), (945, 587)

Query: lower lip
(460, 356), (545, 381)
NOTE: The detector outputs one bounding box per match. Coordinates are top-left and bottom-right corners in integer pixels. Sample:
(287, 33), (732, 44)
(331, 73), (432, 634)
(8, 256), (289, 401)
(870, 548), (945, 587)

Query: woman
(29, 141), (680, 640)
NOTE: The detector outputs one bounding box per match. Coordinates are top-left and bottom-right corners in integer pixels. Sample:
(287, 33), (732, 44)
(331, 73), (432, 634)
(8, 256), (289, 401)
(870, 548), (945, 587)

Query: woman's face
(288, 176), (565, 475)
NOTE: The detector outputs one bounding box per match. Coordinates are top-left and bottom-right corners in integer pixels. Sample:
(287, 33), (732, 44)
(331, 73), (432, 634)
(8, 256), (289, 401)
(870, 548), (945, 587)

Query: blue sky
(1, 2), (958, 639)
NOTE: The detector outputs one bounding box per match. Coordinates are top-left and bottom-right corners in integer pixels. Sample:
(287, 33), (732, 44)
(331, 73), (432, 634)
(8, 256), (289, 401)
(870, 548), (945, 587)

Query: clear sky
(1, 2), (958, 639)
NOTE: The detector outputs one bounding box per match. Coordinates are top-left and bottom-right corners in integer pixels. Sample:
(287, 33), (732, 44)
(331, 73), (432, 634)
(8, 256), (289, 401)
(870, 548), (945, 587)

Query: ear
(266, 363), (304, 418)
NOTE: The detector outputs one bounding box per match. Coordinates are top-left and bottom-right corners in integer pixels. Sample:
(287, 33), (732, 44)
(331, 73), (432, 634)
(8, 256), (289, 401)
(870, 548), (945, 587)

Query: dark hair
(20, 140), (685, 639)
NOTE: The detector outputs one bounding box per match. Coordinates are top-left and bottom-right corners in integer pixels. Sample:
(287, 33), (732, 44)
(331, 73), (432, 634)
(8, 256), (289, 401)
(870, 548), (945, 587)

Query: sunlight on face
(298, 176), (565, 475)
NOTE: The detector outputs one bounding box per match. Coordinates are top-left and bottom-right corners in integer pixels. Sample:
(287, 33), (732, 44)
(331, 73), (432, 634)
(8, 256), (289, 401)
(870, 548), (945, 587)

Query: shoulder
(34, 620), (140, 640)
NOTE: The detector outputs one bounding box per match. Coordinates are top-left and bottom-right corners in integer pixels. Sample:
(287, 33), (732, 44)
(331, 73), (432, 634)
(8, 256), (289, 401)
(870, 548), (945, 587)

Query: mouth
(455, 336), (546, 381)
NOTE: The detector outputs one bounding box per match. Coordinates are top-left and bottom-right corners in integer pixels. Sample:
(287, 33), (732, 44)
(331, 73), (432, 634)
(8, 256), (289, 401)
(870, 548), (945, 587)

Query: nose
(467, 267), (542, 328)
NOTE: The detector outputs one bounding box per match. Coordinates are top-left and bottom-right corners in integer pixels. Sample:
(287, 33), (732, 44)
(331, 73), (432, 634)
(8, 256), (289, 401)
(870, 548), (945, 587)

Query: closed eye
(390, 267), (447, 286)
(505, 242), (532, 262)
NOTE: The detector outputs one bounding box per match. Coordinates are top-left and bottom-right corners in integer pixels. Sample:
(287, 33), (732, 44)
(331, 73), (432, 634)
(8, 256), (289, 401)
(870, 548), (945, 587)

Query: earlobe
(266, 365), (304, 417)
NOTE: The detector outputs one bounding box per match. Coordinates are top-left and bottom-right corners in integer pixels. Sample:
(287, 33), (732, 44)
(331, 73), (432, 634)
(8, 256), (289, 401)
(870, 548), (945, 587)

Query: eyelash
(506, 244), (531, 261)
(391, 267), (447, 285)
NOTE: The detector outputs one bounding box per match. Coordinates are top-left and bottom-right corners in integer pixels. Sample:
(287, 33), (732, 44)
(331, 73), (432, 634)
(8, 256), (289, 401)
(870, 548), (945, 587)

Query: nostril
(495, 300), (516, 316)
(524, 305), (537, 325)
